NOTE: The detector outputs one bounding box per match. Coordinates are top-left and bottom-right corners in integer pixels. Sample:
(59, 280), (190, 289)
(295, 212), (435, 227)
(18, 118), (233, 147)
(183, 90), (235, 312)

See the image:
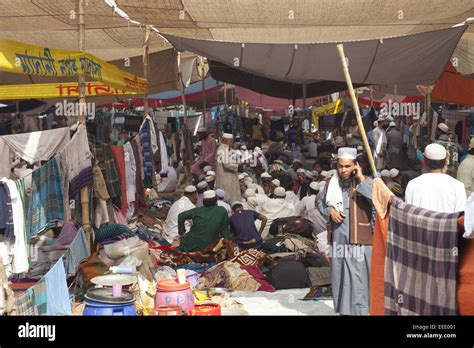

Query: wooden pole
(143, 25), (151, 119)
(336, 44), (377, 176)
(426, 92), (431, 144)
(77, 0), (91, 245)
(178, 51), (192, 183)
(200, 56), (207, 127)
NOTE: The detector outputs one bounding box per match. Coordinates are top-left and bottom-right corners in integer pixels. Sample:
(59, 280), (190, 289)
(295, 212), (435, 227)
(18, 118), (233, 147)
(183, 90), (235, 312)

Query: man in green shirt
(176, 190), (231, 252)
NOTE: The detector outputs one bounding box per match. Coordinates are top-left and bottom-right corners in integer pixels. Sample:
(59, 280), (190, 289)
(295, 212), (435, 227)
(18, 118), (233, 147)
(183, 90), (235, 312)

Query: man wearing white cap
(195, 181), (208, 207)
(372, 118), (388, 170)
(247, 186), (296, 238)
(215, 189), (231, 217)
(269, 179), (280, 197)
(386, 120), (403, 169)
(287, 159), (303, 182)
(296, 181), (327, 236)
(216, 133), (241, 203)
(317, 147), (374, 315)
(405, 143), (466, 213)
(175, 190), (231, 251)
(191, 127), (217, 179)
(457, 138), (474, 197)
(293, 168), (310, 199)
(163, 185), (197, 243)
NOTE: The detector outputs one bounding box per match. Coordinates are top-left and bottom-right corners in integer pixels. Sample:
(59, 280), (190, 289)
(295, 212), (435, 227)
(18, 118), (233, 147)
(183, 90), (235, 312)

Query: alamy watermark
(55, 100), (96, 119)
(380, 100), (421, 118)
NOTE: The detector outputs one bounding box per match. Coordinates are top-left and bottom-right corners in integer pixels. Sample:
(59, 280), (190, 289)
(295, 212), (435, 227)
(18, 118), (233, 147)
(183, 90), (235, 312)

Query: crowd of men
(160, 114), (473, 315)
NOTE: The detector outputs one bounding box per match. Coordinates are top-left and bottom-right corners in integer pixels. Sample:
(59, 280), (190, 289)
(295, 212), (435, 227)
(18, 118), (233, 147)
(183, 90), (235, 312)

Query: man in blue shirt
(229, 202), (267, 250)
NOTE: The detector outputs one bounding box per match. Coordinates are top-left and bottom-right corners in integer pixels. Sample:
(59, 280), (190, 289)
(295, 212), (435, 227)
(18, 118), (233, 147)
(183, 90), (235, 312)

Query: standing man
(216, 133), (242, 203)
(372, 119), (388, 170)
(386, 121), (403, 170)
(317, 147), (374, 315)
(163, 185), (197, 244)
(457, 138), (474, 197)
(406, 143), (466, 213)
(191, 127), (217, 179)
(250, 117), (266, 149)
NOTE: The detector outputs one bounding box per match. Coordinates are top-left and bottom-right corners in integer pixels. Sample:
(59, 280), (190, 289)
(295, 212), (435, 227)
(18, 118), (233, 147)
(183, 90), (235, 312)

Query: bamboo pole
(200, 56), (207, 127)
(143, 25), (151, 119)
(77, 0), (91, 246)
(336, 44), (377, 176)
(178, 51), (192, 183)
(426, 92), (431, 144)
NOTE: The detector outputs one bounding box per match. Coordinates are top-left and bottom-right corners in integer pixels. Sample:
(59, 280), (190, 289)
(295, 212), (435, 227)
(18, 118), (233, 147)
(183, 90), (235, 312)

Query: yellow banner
(312, 98), (345, 128)
(0, 38), (147, 93)
(0, 82), (136, 100)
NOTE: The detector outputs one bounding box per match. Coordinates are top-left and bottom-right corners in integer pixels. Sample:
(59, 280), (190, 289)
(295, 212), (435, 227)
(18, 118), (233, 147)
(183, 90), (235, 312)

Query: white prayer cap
(337, 147), (357, 160)
(203, 165), (213, 172)
(247, 183), (257, 190)
(346, 133), (353, 139)
(373, 120), (378, 127)
(184, 185), (197, 193)
(231, 201), (243, 208)
(309, 181), (320, 191)
(320, 171), (329, 178)
(293, 159), (302, 164)
(242, 172), (249, 178)
(215, 189), (225, 198)
(274, 160), (284, 165)
(254, 147), (263, 154)
(240, 145), (247, 150)
(205, 175), (215, 183)
(424, 143), (447, 160)
(389, 168), (400, 178)
(244, 177), (253, 186)
(261, 172), (272, 179)
(206, 170), (216, 176)
(197, 127), (207, 133)
(381, 169), (391, 177)
(222, 133), (233, 139)
(438, 123), (449, 133)
(203, 190), (216, 199)
(412, 115), (420, 121)
(296, 168), (306, 174)
(244, 188), (256, 198)
(389, 121), (396, 127)
(305, 170), (313, 178)
(271, 179), (280, 187)
(238, 173), (246, 180)
(197, 181), (208, 190)
(387, 116), (394, 122)
(469, 138), (474, 150)
(311, 170), (319, 178)
(273, 187), (286, 197)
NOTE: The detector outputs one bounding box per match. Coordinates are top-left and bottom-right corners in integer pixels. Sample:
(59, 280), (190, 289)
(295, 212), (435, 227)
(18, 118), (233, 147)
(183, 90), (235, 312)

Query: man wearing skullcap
(386, 120), (403, 169)
(163, 185), (197, 243)
(372, 118), (389, 170)
(175, 190), (231, 251)
(296, 181), (327, 236)
(405, 143), (466, 213)
(191, 127), (217, 179)
(215, 189), (231, 217)
(457, 138), (474, 197)
(317, 147), (374, 315)
(287, 159), (303, 182)
(196, 181), (208, 207)
(216, 133), (241, 202)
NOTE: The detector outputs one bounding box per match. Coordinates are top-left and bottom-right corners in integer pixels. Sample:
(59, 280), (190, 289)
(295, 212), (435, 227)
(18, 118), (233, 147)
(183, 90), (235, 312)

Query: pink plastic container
(155, 278), (195, 315)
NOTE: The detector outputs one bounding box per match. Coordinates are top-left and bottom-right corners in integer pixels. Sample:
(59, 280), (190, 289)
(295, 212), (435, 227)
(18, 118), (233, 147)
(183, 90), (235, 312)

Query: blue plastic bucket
(83, 299), (136, 316)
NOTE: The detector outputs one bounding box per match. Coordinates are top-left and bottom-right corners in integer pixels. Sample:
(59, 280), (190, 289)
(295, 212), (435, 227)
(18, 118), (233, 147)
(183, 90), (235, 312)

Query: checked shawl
(384, 198), (460, 316)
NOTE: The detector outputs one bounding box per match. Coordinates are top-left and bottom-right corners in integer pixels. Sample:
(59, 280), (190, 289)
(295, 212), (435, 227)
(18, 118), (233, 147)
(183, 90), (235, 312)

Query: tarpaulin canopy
(431, 62), (474, 106)
(163, 26), (467, 99)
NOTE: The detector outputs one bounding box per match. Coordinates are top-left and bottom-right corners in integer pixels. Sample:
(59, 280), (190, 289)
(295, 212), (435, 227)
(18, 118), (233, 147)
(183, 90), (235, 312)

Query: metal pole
(77, 0), (91, 243)
(143, 25), (151, 119)
(337, 44), (377, 176)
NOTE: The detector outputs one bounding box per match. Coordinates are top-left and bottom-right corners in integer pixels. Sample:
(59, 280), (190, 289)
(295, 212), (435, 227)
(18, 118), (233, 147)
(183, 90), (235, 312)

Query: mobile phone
(350, 170), (357, 177)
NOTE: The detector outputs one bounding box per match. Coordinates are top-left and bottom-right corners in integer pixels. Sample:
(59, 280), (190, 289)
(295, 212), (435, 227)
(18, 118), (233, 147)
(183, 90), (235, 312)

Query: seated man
(229, 202), (267, 250)
(156, 164), (178, 193)
(163, 185), (197, 244)
(175, 190), (231, 252)
(216, 189), (231, 216)
(296, 181), (327, 236)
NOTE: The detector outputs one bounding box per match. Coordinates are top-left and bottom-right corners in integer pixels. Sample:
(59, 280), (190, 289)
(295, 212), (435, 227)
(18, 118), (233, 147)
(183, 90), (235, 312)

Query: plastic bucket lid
(156, 278), (191, 291)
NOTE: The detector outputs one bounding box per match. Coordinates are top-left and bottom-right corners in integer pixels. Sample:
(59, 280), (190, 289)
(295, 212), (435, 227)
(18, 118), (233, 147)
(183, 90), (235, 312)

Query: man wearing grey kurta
(318, 147), (374, 315)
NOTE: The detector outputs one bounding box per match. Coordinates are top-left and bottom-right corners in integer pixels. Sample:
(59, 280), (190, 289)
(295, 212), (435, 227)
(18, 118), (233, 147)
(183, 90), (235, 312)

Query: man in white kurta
(163, 186), (197, 243)
(247, 187), (296, 238)
(215, 133), (241, 203)
(405, 143), (466, 213)
(372, 120), (388, 171)
(296, 181), (327, 236)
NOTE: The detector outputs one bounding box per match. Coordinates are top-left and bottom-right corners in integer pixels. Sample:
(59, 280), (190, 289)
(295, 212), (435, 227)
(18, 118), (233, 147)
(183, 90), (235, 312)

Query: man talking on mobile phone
(317, 147), (374, 315)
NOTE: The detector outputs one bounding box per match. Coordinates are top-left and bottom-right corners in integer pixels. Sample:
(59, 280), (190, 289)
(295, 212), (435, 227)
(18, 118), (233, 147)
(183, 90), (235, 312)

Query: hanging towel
(140, 119), (153, 180)
(103, 144), (121, 200)
(27, 157), (65, 240)
(110, 145), (128, 216)
(158, 130), (169, 172)
(123, 142), (136, 204)
(384, 197), (459, 316)
(44, 259), (72, 315)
